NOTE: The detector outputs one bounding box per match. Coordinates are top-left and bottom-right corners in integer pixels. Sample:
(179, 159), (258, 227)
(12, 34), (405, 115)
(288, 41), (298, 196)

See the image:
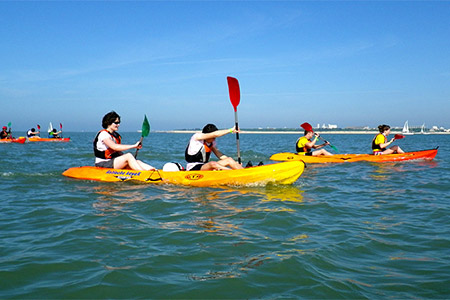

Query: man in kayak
(185, 123), (243, 171)
(27, 128), (40, 138)
(48, 128), (62, 138)
(296, 129), (333, 156)
(1, 126), (10, 139)
(372, 124), (405, 155)
(94, 111), (155, 171)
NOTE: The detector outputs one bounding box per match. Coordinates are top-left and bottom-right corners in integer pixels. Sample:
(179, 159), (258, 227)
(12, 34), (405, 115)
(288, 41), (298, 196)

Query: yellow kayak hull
(270, 148), (438, 164)
(62, 161), (305, 187)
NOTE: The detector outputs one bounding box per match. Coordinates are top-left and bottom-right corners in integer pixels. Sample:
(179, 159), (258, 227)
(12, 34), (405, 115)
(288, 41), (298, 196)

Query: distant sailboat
(420, 123), (430, 135)
(402, 121), (414, 135)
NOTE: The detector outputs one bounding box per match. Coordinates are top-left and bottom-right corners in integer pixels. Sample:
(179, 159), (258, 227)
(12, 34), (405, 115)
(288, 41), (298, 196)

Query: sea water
(1, 132), (449, 299)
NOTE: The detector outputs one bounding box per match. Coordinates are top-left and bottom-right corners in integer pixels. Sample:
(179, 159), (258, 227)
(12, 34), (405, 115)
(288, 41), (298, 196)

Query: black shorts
(95, 159), (115, 168)
(305, 152), (312, 156)
(189, 163), (204, 171)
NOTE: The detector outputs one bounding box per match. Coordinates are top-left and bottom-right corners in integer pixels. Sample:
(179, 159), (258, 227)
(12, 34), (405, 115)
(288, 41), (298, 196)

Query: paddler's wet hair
(378, 124), (390, 133)
(102, 111), (121, 129)
(202, 124), (218, 133)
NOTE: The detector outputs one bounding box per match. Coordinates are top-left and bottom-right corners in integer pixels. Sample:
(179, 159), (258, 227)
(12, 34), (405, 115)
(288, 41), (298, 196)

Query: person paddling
(27, 128), (40, 138)
(372, 124), (405, 155)
(185, 123), (243, 171)
(94, 111), (155, 171)
(1, 126), (10, 139)
(48, 128), (62, 138)
(296, 126), (333, 156)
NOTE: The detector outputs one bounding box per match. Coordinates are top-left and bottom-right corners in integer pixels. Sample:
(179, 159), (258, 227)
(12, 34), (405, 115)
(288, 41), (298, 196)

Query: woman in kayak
(185, 123), (243, 171)
(372, 124), (405, 155)
(296, 129), (332, 156)
(94, 111), (155, 171)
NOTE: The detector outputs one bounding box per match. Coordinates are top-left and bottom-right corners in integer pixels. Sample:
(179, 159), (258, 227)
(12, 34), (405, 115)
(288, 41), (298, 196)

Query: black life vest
(185, 141), (212, 163)
(93, 130), (123, 159)
(371, 133), (387, 151)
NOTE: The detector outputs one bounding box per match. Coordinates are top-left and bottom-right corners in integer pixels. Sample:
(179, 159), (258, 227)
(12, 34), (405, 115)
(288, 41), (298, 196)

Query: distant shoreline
(160, 130), (450, 135)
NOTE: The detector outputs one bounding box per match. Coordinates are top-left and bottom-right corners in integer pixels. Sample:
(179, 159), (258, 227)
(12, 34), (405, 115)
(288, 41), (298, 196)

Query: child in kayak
(372, 124), (405, 155)
(185, 123), (243, 171)
(93, 111), (155, 171)
(296, 129), (332, 156)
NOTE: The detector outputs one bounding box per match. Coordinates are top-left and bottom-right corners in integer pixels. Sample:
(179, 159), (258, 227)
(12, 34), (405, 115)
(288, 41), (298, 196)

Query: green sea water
(1, 132), (449, 299)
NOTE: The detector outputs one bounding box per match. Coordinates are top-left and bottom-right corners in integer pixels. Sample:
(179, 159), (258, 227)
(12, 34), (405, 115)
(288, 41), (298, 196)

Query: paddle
(394, 134), (404, 140)
(300, 122), (339, 152)
(227, 76), (242, 164)
(134, 114), (150, 158)
(37, 124), (41, 137)
(7, 122), (12, 138)
(59, 123), (63, 138)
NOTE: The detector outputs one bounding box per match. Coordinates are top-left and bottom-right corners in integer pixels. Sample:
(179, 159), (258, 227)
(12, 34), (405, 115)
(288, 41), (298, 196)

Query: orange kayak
(0, 137), (26, 144)
(62, 161), (305, 187)
(270, 148), (438, 164)
(26, 137), (71, 142)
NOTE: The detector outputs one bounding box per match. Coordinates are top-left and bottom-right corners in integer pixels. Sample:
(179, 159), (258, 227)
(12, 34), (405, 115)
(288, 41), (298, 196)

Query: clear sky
(1, 1), (449, 132)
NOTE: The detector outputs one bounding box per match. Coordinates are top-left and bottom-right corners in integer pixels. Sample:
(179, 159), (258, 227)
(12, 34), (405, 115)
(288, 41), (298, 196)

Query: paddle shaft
(234, 111), (241, 164)
(134, 137), (144, 158)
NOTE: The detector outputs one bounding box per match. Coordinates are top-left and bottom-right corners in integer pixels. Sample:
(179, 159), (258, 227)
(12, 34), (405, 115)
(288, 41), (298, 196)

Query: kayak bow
(62, 161), (305, 187)
(270, 148), (438, 164)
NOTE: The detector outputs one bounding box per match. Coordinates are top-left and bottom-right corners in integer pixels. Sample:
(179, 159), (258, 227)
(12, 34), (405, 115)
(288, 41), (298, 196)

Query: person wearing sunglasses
(93, 111), (155, 171)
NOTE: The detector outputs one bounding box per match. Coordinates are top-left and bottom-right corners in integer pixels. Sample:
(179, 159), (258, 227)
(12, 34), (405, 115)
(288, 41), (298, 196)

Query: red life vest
(93, 130), (123, 159)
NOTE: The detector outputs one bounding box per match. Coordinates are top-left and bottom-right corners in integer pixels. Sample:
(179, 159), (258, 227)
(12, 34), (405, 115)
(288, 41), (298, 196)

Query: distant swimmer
(372, 124), (405, 155)
(93, 111), (155, 171)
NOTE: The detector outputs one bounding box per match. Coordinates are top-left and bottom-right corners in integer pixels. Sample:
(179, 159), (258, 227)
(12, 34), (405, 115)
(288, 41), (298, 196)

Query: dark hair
(304, 130), (313, 135)
(202, 124), (218, 134)
(31, 128), (35, 132)
(378, 124), (390, 133)
(52, 128), (57, 133)
(102, 111), (121, 129)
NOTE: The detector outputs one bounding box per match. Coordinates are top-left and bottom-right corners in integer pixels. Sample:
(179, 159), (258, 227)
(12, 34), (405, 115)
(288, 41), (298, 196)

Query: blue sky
(1, 1), (449, 132)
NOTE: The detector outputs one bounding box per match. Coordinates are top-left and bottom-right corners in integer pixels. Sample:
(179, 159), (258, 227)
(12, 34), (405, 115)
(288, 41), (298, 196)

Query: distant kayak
(62, 161), (305, 187)
(26, 137), (70, 142)
(0, 137), (26, 144)
(270, 148), (438, 164)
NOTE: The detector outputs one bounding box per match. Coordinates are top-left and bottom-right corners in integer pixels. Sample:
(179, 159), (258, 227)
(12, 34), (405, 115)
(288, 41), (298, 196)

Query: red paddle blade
(300, 122), (313, 132)
(227, 76), (240, 112)
(60, 123), (63, 130)
(37, 124), (41, 130)
(394, 134), (404, 140)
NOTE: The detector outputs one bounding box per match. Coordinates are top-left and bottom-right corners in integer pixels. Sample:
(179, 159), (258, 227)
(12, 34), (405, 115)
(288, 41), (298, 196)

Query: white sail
(421, 123), (430, 135)
(402, 121), (414, 135)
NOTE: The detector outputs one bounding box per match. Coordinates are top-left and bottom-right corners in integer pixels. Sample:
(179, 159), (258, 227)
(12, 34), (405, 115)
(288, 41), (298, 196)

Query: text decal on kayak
(185, 174), (204, 180)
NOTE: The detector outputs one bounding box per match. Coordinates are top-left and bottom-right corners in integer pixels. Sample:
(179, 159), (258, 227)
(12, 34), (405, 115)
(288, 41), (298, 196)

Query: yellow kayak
(62, 161), (305, 187)
(270, 148), (438, 164)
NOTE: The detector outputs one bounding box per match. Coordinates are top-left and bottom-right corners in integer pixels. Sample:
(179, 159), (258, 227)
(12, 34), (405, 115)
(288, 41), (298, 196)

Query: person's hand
(134, 141), (143, 149)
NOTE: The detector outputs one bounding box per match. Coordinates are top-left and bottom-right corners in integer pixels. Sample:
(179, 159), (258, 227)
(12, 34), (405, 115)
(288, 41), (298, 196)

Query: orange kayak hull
(270, 148), (438, 164)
